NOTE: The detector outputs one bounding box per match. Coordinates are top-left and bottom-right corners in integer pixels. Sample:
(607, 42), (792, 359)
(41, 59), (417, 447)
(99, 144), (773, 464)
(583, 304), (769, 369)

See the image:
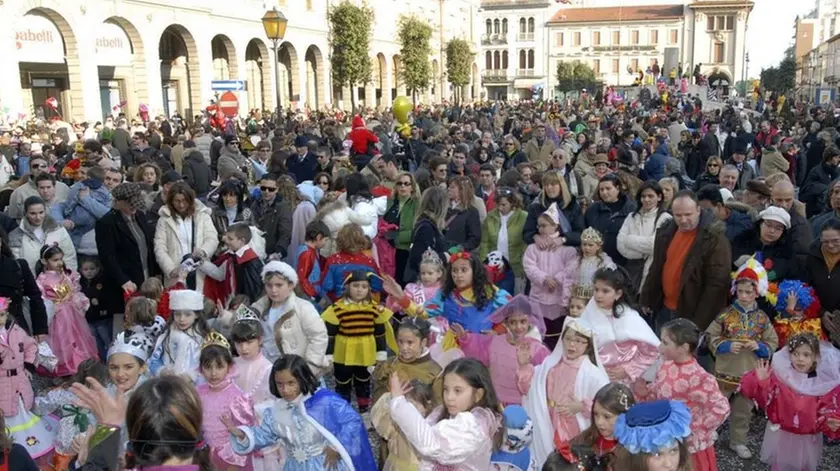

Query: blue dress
(425, 286), (512, 333)
(232, 389), (375, 471)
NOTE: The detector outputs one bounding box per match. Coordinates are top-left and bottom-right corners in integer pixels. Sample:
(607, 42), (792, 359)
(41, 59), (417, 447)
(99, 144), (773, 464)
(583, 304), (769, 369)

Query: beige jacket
(524, 138), (557, 166)
(250, 293), (329, 375)
(153, 200), (219, 291)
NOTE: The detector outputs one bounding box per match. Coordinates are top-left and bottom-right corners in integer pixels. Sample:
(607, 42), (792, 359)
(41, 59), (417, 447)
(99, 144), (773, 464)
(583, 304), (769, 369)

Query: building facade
(1, 0), (481, 123)
(479, 0), (752, 99)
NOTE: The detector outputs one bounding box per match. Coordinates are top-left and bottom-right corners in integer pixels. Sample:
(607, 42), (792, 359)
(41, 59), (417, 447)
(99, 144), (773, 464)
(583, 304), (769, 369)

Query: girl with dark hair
(230, 308), (272, 404)
(584, 173), (636, 266)
(372, 317), (442, 403)
(37, 243), (98, 376)
(383, 251), (512, 335)
(569, 382), (636, 469)
(9, 195), (77, 273)
(196, 333), (253, 471)
(617, 180), (672, 292)
(387, 357), (504, 469)
(611, 400), (694, 471)
(579, 267), (659, 386)
(226, 354), (376, 471)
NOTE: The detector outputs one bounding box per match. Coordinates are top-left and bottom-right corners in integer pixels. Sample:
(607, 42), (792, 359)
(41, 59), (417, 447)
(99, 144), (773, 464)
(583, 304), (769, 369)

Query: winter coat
(523, 194), (585, 246)
(759, 147), (790, 178)
(693, 172), (720, 191)
(250, 197), (293, 258)
(7, 180), (70, 220)
(9, 216), (77, 272)
(641, 210), (732, 330)
(182, 150), (213, 197)
(801, 163), (839, 218)
(385, 196), (418, 251)
(788, 209), (813, 256)
(731, 226), (800, 282)
(95, 209), (158, 314)
(210, 204), (253, 241)
(112, 128), (132, 159)
(802, 244), (840, 342)
(726, 160), (758, 191)
(479, 209), (528, 277)
(583, 193), (635, 266)
(286, 152), (319, 183)
(644, 146), (669, 181)
(523, 244), (577, 308)
(153, 201), (219, 290)
(723, 201), (755, 241)
(61, 181), (112, 247)
(502, 149), (527, 170)
(617, 209), (673, 287)
(0, 322), (37, 416)
(406, 217), (447, 283)
(250, 293), (329, 374)
(217, 150), (247, 182)
(444, 206), (481, 252)
(349, 196), (388, 240)
(524, 138), (557, 167)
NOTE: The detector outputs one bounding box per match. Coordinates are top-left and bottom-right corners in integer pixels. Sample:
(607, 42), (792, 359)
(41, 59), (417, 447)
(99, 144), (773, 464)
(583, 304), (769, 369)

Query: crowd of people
(0, 84), (839, 471)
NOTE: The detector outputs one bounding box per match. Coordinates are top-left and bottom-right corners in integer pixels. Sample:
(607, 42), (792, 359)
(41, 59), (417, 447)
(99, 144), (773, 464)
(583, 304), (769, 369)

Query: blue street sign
(211, 80), (246, 91)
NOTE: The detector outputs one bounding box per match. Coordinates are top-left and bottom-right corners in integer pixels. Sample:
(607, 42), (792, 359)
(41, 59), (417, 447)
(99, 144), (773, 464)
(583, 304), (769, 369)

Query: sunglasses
(708, 164), (719, 168)
(260, 186), (277, 192)
(317, 180), (330, 185)
(396, 181), (412, 187)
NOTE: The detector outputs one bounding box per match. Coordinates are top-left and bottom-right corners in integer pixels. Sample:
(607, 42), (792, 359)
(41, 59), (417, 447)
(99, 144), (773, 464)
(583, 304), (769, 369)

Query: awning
(514, 78), (543, 89)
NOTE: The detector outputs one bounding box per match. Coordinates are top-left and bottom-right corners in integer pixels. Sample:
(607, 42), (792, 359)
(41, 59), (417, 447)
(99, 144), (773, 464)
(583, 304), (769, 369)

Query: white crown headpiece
(107, 331), (154, 362)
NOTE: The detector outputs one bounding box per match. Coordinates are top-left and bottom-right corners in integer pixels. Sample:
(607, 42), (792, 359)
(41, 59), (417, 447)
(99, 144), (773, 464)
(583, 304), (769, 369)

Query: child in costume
(773, 279), (824, 347)
(0, 296), (57, 464)
(611, 400), (693, 471)
(372, 317), (442, 403)
(388, 358), (503, 470)
(149, 289), (209, 381)
(295, 220), (329, 301)
(37, 243), (98, 376)
(200, 222), (265, 304)
(568, 284), (593, 319)
(739, 333), (840, 471)
(124, 296), (166, 345)
(226, 354), (377, 471)
(705, 258), (778, 460)
(197, 331), (254, 471)
(635, 318), (730, 471)
(456, 295), (550, 405)
(321, 269), (394, 411)
(520, 318), (610, 467)
(523, 203), (578, 349)
(371, 379), (434, 471)
(574, 228), (614, 287)
(569, 383), (636, 470)
(33, 359), (107, 471)
(490, 405), (535, 471)
(579, 267), (659, 386)
(319, 224), (381, 302)
(387, 248), (444, 312)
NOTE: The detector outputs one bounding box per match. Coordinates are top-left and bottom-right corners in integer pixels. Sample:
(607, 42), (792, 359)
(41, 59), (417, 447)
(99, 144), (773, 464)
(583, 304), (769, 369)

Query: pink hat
(488, 295), (546, 335)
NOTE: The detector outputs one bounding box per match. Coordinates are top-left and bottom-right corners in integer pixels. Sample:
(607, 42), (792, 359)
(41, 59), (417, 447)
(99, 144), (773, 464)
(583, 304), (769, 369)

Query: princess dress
(231, 389), (376, 471)
(149, 328), (203, 382)
(33, 388), (96, 470)
(0, 324), (58, 463)
(38, 271), (98, 376)
(197, 372), (254, 471)
(579, 299), (660, 386)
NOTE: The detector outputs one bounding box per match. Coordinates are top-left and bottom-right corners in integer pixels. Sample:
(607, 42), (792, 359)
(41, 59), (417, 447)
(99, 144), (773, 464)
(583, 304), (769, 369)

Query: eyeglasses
(396, 181), (412, 187)
(260, 186), (278, 192)
(761, 221), (785, 232)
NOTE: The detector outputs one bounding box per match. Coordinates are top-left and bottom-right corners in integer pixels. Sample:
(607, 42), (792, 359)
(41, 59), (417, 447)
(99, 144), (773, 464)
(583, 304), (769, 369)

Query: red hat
(736, 268), (759, 284)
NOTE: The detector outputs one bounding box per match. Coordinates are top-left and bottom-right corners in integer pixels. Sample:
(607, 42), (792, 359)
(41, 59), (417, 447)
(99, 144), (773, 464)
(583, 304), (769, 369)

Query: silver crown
(233, 305), (261, 325)
(107, 331), (154, 362)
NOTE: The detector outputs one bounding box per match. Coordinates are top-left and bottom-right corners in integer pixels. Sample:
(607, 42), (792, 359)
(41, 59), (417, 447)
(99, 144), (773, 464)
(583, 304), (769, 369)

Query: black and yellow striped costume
(322, 298), (395, 410)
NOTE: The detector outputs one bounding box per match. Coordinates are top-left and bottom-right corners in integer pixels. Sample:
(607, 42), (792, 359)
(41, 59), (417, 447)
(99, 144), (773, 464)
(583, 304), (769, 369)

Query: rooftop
(547, 5), (685, 24)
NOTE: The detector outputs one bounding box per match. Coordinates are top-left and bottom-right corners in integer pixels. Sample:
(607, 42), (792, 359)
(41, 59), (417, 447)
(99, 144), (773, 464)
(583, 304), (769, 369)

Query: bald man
(771, 180), (812, 254)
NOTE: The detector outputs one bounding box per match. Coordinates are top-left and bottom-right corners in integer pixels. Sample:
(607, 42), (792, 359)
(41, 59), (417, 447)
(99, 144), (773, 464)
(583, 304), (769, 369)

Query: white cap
(759, 206), (791, 229)
(262, 260), (298, 285)
(719, 188), (734, 202)
(169, 290), (205, 311)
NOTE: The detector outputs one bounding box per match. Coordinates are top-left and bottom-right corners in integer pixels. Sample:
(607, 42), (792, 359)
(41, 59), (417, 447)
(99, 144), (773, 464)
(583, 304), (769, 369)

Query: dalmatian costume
(490, 405), (536, 471)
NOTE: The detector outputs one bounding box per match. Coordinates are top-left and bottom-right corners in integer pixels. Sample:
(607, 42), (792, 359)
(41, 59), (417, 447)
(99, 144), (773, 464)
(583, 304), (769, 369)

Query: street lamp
(262, 7), (288, 120)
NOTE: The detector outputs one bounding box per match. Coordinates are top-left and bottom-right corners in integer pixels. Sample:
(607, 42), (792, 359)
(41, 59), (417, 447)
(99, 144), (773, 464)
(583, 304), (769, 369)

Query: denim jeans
(89, 318), (114, 361)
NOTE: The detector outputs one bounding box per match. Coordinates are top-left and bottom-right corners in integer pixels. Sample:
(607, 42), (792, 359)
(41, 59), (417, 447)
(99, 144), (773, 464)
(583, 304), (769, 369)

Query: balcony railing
(516, 69), (535, 77)
(517, 33), (535, 42)
(483, 69), (509, 77)
(481, 33), (509, 45)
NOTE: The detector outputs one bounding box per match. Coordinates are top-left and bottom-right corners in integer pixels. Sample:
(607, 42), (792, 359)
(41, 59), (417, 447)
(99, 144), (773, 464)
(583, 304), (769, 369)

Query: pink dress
(197, 376), (255, 471)
(233, 355), (280, 471)
(518, 356), (590, 444)
(37, 271), (97, 376)
(522, 244), (577, 321)
(460, 333), (549, 405)
(636, 358), (730, 471)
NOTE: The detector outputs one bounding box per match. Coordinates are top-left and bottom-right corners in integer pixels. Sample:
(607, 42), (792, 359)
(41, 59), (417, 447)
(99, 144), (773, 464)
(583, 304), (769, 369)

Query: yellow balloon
(398, 123), (412, 138)
(393, 96), (412, 124)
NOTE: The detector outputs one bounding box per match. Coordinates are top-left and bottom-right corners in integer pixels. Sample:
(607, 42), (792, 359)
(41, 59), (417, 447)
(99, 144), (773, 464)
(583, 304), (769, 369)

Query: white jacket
(0, 155), (13, 188)
(616, 209), (672, 287)
(9, 217), (77, 272)
(247, 293), (329, 375)
(153, 200), (219, 291)
(349, 195), (387, 239)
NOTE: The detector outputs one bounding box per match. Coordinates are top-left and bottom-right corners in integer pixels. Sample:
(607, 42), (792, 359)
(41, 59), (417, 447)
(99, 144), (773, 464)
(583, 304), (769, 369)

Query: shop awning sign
(96, 22), (132, 66)
(16, 14), (64, 64)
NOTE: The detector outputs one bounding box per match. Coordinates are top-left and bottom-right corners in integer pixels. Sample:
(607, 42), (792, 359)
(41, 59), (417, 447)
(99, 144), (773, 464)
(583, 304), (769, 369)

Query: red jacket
(348, 115), (379, 155)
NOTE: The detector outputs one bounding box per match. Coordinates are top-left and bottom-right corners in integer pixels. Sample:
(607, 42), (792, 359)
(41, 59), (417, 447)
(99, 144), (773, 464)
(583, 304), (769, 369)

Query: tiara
(201, 331), (231, 352)
(571, 284), (594, 300)
(420, 247), (444, 269)
(581, 227), (603, 245)
(108, 331), (154, 362)
(233, 305), (261, 325)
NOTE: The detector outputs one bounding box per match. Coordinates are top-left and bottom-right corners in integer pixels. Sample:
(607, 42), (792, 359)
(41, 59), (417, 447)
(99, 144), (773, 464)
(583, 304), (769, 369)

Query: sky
(746, 0), (815, 76)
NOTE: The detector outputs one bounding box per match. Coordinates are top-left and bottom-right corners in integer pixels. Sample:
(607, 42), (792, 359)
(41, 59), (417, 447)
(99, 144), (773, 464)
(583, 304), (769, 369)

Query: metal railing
(483, 69), (509, 77)
(517, 33), (535, 42)
(481, 34), (509, 44)
(516, 69), (535, 76)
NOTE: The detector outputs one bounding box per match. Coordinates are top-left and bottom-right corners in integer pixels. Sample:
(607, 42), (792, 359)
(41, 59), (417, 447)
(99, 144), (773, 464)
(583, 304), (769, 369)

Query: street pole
(273, 40), (282, 121)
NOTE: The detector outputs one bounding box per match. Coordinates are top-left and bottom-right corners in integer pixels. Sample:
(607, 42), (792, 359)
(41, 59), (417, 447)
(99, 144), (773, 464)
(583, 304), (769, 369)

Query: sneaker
(729, 444), (752, 459)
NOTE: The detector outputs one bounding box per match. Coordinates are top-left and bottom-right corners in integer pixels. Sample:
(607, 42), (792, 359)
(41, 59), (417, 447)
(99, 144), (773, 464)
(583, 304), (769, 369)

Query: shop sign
(96, 23), (132, 66)
(16, 14), (64, 64)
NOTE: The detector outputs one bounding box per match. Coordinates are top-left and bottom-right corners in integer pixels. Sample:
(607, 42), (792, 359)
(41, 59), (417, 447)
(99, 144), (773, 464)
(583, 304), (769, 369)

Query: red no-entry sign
(219, 91), (239, 116)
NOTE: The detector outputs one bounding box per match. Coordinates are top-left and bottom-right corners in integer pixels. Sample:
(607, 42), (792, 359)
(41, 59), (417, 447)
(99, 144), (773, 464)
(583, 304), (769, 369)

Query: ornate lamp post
(261, 7), (288, 120)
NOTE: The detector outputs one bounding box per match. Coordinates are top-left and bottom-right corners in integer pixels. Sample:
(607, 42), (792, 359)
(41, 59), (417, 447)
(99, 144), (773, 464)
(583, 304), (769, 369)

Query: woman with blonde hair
(658, 176), (680, 209)
(523, 170), (585, 249)
(405, 187), (448, 283)
(384, 171), (421, 284)
(694, 156), (722, 191)
(444, 176), (482, 253)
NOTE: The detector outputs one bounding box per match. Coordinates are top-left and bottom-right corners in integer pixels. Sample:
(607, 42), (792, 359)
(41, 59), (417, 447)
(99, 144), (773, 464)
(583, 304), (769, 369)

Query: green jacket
(389, 196), (418, 251)
(479, 208), (528, 277)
